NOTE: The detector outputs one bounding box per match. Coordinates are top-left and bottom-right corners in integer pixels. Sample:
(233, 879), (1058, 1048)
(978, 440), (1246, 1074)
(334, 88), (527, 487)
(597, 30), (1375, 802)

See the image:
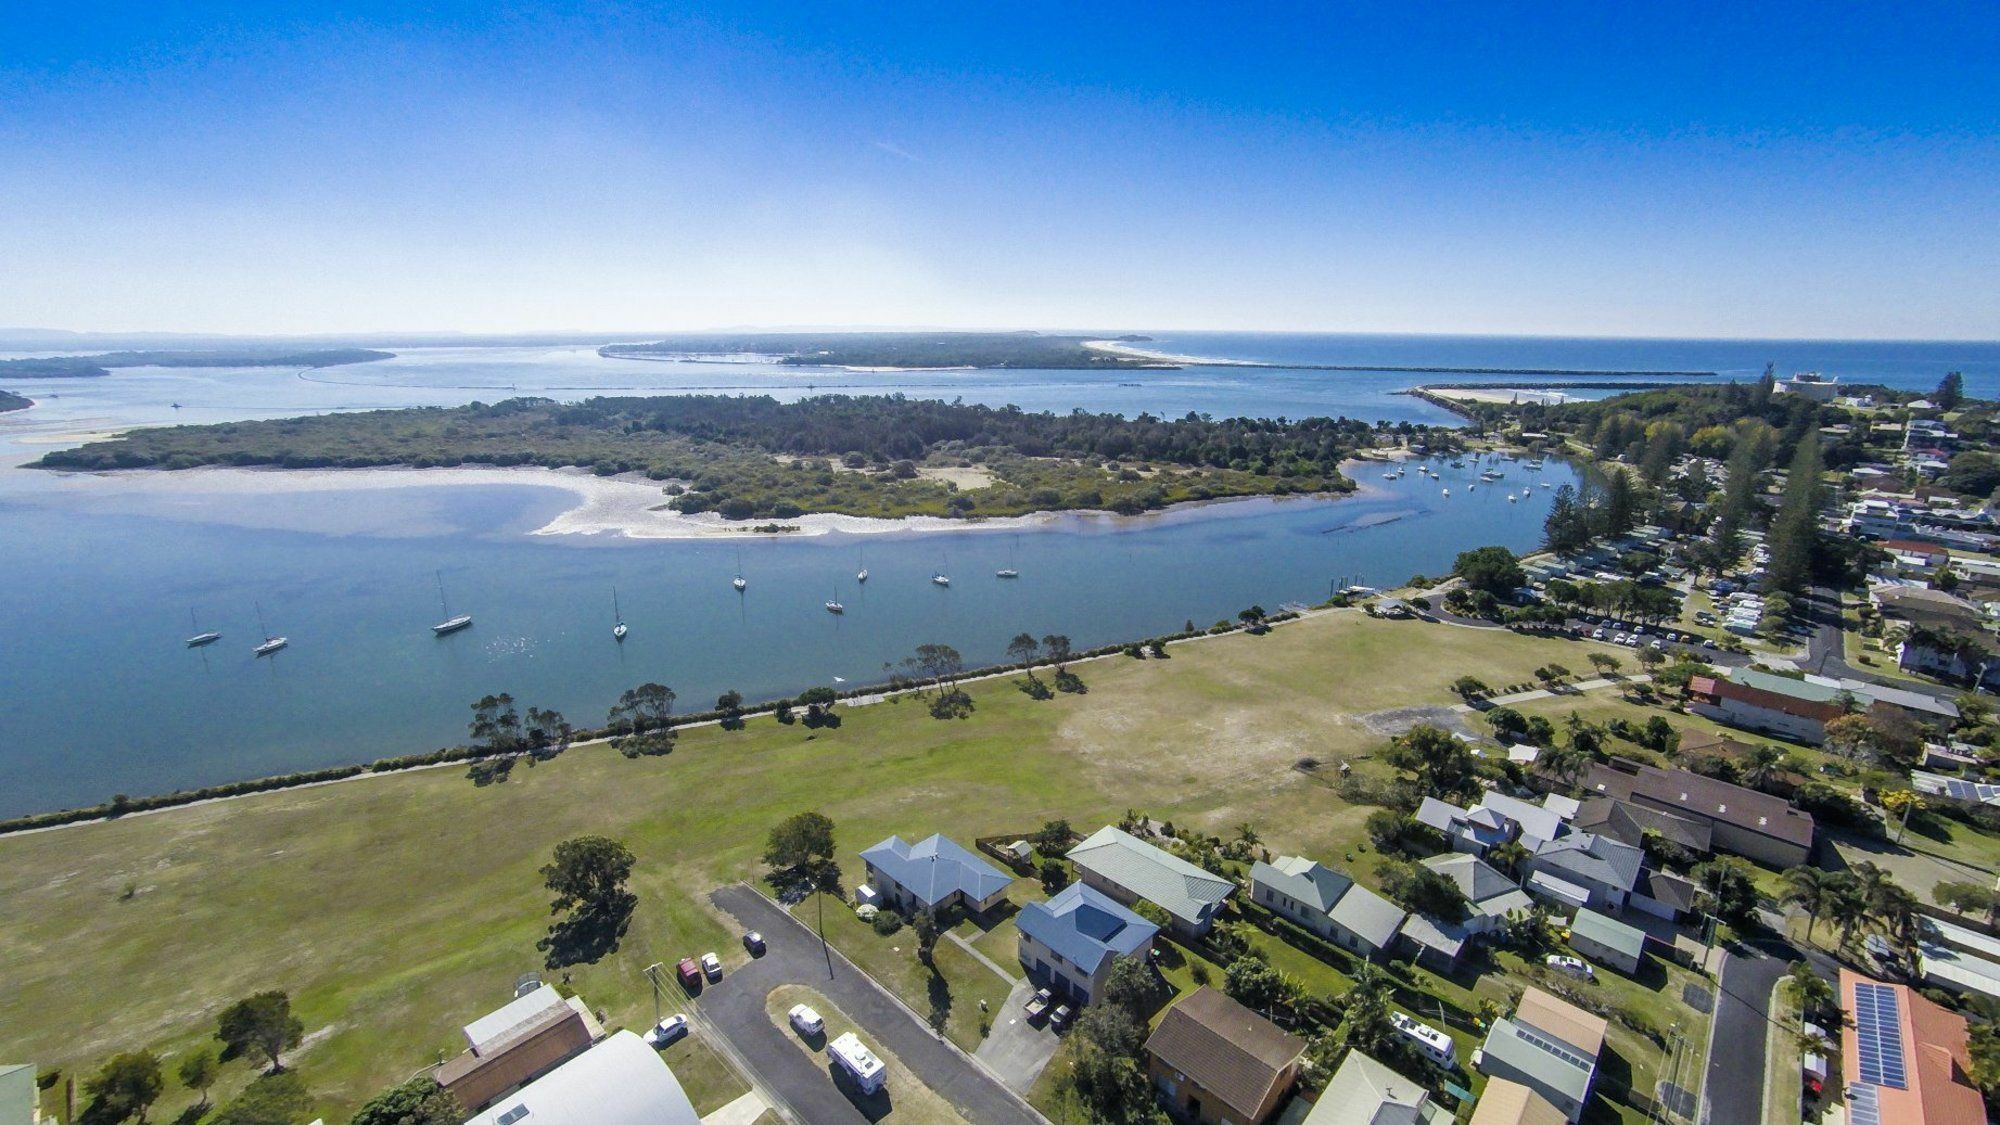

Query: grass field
(0, 609), (1634, 1122)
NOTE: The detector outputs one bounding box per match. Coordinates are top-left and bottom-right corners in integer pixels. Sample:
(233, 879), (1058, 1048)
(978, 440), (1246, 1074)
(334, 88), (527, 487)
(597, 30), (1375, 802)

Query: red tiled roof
(1839, 969), (1986, 1125)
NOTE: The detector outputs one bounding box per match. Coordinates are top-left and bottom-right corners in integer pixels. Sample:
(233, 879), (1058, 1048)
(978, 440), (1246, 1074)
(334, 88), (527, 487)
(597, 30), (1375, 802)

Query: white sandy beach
(1080, 340), (1242, 366)
(1423, 387), (1574, 405)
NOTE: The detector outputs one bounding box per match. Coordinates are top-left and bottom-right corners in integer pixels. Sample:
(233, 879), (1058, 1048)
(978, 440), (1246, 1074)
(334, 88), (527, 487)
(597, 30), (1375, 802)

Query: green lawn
(763, 984), (967, 1124)
(0, 608), (1677, 1123)
(790, 892), (1014, 1051)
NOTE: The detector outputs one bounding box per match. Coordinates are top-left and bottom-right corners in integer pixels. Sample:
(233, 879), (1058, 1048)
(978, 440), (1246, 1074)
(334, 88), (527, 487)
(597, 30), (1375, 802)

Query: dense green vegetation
(0, 349), (392, 379)
(0, 389), (28, 412)
(36, 393), (1390, 519)
(602, 330), (1162, 369)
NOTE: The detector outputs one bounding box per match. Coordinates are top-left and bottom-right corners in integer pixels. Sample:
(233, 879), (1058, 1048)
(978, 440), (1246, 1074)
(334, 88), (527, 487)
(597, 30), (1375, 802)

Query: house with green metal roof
(1067, 826), (1236, 936)
(1250, 855), (1405, 961)
(1567, 909), (1647, 975)
(0, 1065), (40, 1125)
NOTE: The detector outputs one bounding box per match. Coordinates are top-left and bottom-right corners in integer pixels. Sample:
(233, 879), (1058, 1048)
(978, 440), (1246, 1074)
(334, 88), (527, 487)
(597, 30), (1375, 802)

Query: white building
(464, 1030), (699, 1125)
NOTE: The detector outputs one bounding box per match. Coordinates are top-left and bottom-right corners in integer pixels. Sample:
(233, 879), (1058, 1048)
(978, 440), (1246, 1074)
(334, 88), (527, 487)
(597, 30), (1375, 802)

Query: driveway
(699, 884), (1045, 1125)
(1700, 942), (1790, 1125)
(973, 978), (1062, 1094)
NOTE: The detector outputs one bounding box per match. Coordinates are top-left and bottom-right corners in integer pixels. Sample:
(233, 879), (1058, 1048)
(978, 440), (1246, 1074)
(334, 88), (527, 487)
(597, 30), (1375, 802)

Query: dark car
(676, 958), (702, 989)
(744, 930), (766, 955)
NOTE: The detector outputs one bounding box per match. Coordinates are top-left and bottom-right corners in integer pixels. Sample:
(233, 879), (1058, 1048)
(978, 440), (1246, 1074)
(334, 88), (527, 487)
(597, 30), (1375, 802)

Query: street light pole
(642, 962), (664, 1024)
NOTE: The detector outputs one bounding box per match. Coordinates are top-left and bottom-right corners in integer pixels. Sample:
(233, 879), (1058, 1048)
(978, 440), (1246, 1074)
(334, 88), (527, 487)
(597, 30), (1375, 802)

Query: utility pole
(642, 962), (667, 1025)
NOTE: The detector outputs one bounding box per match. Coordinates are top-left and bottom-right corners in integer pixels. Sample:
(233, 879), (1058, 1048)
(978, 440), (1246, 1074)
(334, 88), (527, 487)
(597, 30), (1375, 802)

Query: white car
(700, 952), (723, 979)
(1591, 628), (1607, 640)
(645, 1014), (689, 1046)
(1546, 954), (1595, 979)
(789, 1003), (825, 1037)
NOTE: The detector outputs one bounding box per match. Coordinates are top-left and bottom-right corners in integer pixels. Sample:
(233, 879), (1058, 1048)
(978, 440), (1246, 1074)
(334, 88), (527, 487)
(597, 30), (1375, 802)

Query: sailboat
(732, 546), (748, 591)
(996, 536), (1020, 579)
(825, 591), (845, 614)
(611, 588), (628, 641)
(253, 603), (288, 657)
(856, 547), (868, 584)
(185, 608), (221, 648)
(432, 571), (473, 635)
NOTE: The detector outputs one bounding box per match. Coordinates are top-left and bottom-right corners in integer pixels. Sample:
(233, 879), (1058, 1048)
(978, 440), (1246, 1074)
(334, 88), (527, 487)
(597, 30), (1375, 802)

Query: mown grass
(0, 610), (1641, 1122)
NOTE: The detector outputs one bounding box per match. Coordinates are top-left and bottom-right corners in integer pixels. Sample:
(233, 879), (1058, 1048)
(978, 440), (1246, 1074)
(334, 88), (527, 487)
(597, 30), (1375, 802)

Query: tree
(715, 688), (744, 714)
(1099, 955), (1167, 1024)
(538, 836), (638, 968)
(1334, 963), (1402, 1059)
(1538, 740), (1592, 790)
(1450, 675), (1489, 701)
(1601, 467), (1640, 537)
(1382, 724), (1480, 802)
(177, 1047), (219, 1111)
(1785, 961), (1836, 1022)
(81, 1051), (163, 1124)
(1782, 867), (1836, 942)
(607, 682), (677, 757)
(903, 643), (965, 692)
(209, 1071), (311, 1125)
(1486, 839), (1530, 879)
(1031, 819), (1074, 853)
(1063, 1003), (1158, 1124)
(468, 692), (522, 754)
(1880, 789), (1925, 843)
(1039, 857), (1070, 892)
(1766, 428), (1824, 597)
(1693, 858), (1759, 929)
(216, 991), (305, 1073)
(523, 706), (572, 759)
(1224, 956), (1292, 1013)
(1544, 484), (1591, 553)
(349, 1076), (465, 1125)
(765, 811), (837, 874)
(541, 836), (635, 914)
(1453, 545), (1527, 598)
(1823, 714), (1880, 765)
(1380, 860), (1470, 923)
(1742, 744), (1786, 788)
(1041, 634), (1073, 667)
(1934, 880), (2000, 925)
(1006, 632), (1040, 666)
(1934, 370), (1964, 411)
(913, 907), (940, 966)
(1586, 652), (1621, 676)
(1968, 1020), (2000, 1101)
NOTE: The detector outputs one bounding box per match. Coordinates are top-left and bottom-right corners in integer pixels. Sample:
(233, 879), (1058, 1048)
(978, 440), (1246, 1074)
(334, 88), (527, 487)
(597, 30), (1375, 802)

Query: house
(1572, 797), (1712, 857)
(1523, 832), (1642, 912)
(1686, 671), (1846, 744)
(1473, 988), (1607, 1123)
(1837, 970), (1986, 1124)
(1415, 791), (1568, 855)
(0, 1065), (40, 1125)
(1578, 758), (1816, 868)
(436, 984), (605, 1112)
(1881, 540), (1950, 573)
(464, 1030), (700, 1125)
(1302, 1049), (1451, 1124)
(1067, 826), (1236, 936)
(1776, 372), (1839, 401)
(1631, 870), (1701, 923)
(1421, 853), (1535, 932)
(1015, 882), (1158, 1005)
(1567, 909), (1647, 975)
(1897, 624), (2000, 688)
(1467, 1078), (1568, 1125)
(1145, 988), (1306, 1125)
(1250, 856), (1406, 960)
(860, 833), (1012, 917)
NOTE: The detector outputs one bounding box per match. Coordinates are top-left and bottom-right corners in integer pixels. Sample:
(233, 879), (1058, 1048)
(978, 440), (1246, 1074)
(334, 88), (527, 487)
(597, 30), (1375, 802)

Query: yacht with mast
(432, 571), (473, 635)
(825, 592), (845, 613)
(733, 546), (748, 591)
(253, 603), (287, 657)
(856, 547), (868, 584)
(996, 536), (1020, 579)
(184, 608), (221, 648)
(611, 588), (628, 641)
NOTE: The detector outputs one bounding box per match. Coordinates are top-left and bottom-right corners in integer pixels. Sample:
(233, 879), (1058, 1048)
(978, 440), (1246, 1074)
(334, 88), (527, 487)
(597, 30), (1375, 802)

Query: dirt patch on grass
(1357, 706), (1478, 740)
(917, 465), (997, 490)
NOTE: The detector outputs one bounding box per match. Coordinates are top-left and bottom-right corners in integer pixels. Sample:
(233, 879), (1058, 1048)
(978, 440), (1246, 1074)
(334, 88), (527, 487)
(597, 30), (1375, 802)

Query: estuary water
(1, 333), (1994, 816)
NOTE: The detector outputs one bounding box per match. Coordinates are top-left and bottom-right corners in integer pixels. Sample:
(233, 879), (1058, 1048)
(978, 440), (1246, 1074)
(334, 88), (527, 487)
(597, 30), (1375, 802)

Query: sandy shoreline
(1420, 386), (1574, 405)
(1081, 340), (1249, 367)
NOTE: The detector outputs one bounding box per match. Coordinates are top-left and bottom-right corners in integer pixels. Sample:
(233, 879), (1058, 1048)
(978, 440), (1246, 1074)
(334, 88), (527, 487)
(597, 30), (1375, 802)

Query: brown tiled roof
(1145, 987), (1304, 1119)
(1583, 760), (1815, 849)
(1468, 1078), (1568, 1125)
(1697, 677), (1847, 723)
(1514, 988), (1607, 1057)
(1840, 969), (1986, 1125)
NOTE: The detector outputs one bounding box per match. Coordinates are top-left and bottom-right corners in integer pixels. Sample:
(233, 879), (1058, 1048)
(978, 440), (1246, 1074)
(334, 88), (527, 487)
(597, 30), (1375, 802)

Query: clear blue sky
(4, 2), (1996, 338)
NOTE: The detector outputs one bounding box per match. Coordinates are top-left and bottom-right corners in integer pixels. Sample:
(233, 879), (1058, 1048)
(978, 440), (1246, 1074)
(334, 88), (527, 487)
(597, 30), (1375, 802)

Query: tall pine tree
(1766, 428), (1824, 597)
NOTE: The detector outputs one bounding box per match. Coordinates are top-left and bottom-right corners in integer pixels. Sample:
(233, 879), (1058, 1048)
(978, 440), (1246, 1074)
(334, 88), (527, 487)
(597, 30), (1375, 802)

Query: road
(1699, 941), (1793, 1125)
(1800, 583), (1962, 702)
(698, 885), (1045, 1125)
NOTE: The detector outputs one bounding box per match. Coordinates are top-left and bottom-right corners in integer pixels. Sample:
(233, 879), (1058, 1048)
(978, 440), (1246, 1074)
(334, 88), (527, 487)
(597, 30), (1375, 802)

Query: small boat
(1468, 483), (1476, 491)
(1441, 488), (1451, 497)
(1507, 493), (1518, 503)
(857, 547), (868, 584)
(997, 536), (1021, 578)
(825, 596), (845, 614)
(253, 603), (287, 657)
(432, 571), (473, 635)
(185, 608), (221, 648)
(932, 573), (951, 587)
(612, 588), (628, 641)
(1383, 471), (1397, 480)
(733, 547), (748, 591)
(1540, 481), (1552, 489)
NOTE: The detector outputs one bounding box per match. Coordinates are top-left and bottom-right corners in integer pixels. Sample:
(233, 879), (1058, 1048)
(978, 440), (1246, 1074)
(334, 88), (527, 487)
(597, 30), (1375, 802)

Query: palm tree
(1782, 868), (1834, 942)
(1743, 744), (1786, 788)
(1487, 840), (1531, 879)
(1871, 883), (1921, 953)
(1826, 881), (1870, 949)
(1540, 741), (1590, 790)
(1236, 823), (1261, 847)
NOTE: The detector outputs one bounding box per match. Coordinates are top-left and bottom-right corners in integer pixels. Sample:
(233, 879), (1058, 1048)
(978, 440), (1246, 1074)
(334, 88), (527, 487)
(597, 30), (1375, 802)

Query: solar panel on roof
(1852, 982), (1907, 1090)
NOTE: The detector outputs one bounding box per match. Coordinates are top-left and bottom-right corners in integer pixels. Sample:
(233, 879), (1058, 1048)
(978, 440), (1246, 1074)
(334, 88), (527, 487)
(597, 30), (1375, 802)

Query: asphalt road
(1700, 942), (1792, 1125)
(698, 885), (1044, 1125)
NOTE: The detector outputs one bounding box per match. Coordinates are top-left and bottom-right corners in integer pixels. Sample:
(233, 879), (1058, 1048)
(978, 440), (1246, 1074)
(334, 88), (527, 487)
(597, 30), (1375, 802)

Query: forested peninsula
(0, 390), (29, 412)
(0, 349), (393, 379)
(33, 394), (1413, 520)
(601, 331), (1164, 369)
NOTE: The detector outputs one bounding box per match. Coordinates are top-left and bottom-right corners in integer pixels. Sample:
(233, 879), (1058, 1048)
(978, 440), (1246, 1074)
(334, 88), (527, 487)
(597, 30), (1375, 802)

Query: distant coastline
(0, 348), (395, 379)
(600, 331), (1168, 370)
(1085, 338), (1717, 378)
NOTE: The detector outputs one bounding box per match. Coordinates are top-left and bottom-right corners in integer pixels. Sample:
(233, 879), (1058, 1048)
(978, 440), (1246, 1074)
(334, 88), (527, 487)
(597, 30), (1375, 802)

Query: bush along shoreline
(0, 613), (1300, 836)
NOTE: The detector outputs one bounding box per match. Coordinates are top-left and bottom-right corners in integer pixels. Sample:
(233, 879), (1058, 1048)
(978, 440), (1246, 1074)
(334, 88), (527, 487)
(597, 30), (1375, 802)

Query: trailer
(830, 1032), (887, 1095)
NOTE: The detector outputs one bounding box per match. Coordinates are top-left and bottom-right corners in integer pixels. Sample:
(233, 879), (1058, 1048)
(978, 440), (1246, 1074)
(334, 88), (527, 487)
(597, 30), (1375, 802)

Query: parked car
(701, 952), (723, 979)
(1592, 628), (1608, 640)
(743, 930), (766, 955)
(676, 958), (702, 989)
(1025, 988), (1053, 1021)
(1546, 954), (1595, 979)
(789, 1003), (825, 1037)
(645, 1014), (689, 1046)
(1050, 1004), (1075, 1032)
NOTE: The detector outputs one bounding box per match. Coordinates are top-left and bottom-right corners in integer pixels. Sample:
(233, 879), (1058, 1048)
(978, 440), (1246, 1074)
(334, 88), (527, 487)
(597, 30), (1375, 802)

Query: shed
(1568, 909), (1646, 975)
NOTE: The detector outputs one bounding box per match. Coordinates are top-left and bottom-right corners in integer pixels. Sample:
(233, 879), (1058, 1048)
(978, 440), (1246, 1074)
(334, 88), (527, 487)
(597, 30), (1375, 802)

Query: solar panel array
(1942, 777), (2000, 803)
(1852, 982), (1908, 1090)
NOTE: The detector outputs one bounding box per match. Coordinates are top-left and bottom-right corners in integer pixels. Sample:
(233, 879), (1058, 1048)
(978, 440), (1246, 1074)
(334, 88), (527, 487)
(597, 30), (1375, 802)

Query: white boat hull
(433, 615), (473, 635)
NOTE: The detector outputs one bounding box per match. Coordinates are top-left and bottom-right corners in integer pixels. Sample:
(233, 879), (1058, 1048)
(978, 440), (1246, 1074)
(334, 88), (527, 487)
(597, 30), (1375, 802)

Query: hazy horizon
(6, 4), (1997, 339)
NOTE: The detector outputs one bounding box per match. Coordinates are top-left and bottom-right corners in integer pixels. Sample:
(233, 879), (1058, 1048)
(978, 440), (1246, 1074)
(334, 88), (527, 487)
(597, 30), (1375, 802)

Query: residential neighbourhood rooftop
(859, 832), (1011, 908)
(1146, 988), (1306, 1124)
(463, 1030), (699, 1125)
(1303, 1049), (1451, 1124)
(1015, 881), (1158, 976)
(1068, 825), (1236, 929)
(1838, 970), (1986, 1125)
(1466, 1077), (1568, 1125)
(1580, 758), (1815, 850)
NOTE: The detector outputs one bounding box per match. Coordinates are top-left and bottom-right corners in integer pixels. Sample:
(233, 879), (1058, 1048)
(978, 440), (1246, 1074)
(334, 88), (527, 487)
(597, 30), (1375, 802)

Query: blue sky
(3, 3), (1996, 337)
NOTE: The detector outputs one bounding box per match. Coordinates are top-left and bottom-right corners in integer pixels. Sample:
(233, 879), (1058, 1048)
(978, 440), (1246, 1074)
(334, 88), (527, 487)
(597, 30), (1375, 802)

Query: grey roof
(1303, 1050), (1447, 1124)
(1395, 912), (1468, 959)
(1575, 797), (1713, 854)
(1530, 832), (1643, 893)
(1569, 909), (1647, 960)
(1068, 826), (1236, 927)
(1479, 1019), (1596, 1103)
(1422, 853), (1535, 917)
(860, 833), (1011, 909)
(1328, 881), (1408, 949)
(1017, 882), (1157, 976)
(1480, 792), (1567, 845)
(1252, 856), (1352, 914)
(1641, 870), (1700, 912)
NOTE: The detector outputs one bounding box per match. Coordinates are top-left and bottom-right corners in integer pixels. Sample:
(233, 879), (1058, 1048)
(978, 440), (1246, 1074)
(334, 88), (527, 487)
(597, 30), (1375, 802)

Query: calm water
(1, 333), (1995, 815)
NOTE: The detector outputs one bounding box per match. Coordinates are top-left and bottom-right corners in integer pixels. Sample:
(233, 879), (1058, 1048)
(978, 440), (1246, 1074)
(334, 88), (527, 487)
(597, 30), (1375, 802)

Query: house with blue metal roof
(1016, 882), (1159, 1004)
(860, 833), (1012, 917)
